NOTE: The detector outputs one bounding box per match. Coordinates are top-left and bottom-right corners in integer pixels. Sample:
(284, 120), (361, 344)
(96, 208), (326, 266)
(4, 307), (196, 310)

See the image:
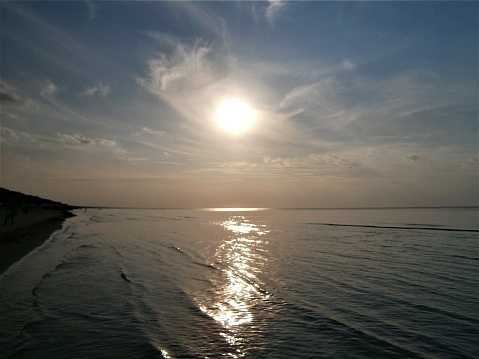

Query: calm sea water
(0, 208), (477, 358)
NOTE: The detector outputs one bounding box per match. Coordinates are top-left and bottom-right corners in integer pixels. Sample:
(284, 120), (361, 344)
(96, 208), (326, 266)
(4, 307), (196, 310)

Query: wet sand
(0, 208), (74, 275)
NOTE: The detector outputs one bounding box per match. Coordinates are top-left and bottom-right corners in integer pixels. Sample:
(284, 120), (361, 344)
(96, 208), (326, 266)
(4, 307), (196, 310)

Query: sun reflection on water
(197, 215), (270, 357)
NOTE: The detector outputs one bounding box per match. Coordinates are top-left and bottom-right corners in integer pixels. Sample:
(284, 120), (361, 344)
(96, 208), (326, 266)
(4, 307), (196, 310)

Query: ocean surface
(0, 207), (477, 358)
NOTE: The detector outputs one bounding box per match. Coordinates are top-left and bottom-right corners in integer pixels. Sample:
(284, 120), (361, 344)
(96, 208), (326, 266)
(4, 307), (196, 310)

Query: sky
(1, 1), (477, 208)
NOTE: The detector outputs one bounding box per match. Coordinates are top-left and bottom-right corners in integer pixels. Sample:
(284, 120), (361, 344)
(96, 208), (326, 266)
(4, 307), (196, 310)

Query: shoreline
(0, 209), (75, 275)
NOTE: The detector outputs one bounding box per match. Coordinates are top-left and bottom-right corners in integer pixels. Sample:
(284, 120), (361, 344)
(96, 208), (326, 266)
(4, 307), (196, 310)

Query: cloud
(137, 31), (471, 164)
(0, 81), (28, 106)
(276, 66), (459, 145)
(405, 154), (420, 161)
(1, 82), (22, 104)
(278, 77), (352, 132)
(218, 161), (257, 170)
(0, 126), (38, 156)
(461, 158), (478, 169)
(41, 81), (62, 97)
(137, 36), (371, 156)
(1, 112), (20, 122)
(163, 2), (227, 40)
(138, 38), (218, 94)
(341, 59), (356, 71)
(326, 153), (349, 165)
(263, 156), (298, 166)
(0, 126), (37, 144)
(94, 138), (116, 146)
(265, 0), (288, 24)
(144, 31), (181, 49)
(132, 127), (166, 137)
(86, 1), (98, 22)
(80, 82), (110, 97)
(118, 155), (147, 163)
(279, 82), (322, 109)
(137, 36), (235, 138)
(1, 126), (20, 142)
(58, 133), (94, 145)
(58, 133), (116, 147)
(4, 2), (109, 78)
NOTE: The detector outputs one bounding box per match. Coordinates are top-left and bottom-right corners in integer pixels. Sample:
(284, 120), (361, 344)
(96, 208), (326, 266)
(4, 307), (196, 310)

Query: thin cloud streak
(265, 0), (288, 24)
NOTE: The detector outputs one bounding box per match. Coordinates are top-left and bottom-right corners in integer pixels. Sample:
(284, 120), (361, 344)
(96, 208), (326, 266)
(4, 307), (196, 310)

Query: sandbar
(0, 208), (74, 275)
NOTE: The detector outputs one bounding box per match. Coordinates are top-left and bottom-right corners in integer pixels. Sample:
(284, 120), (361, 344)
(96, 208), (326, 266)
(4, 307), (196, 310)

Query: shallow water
(0, 208), (477, 358)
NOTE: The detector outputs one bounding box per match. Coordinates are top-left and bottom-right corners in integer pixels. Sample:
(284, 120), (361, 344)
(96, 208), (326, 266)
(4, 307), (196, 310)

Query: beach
(0, 208), (74, 275)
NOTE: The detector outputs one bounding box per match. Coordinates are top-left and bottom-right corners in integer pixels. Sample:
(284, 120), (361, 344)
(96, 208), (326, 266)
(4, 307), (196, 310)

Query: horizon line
(73, 205), (479, 211)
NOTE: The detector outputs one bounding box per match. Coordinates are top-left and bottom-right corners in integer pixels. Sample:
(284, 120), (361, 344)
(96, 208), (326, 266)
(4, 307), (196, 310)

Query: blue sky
(1, 1), (477, 208)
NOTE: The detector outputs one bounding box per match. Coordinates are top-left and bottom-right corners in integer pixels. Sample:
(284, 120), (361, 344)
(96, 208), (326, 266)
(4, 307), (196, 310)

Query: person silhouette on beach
(3, 198), (17, 226)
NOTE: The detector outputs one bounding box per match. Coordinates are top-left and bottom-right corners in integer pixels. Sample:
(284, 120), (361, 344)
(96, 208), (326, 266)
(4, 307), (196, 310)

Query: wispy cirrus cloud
(138, 38), (219, 95)
(1, 126), (37, 144)
(137, 35), (315, 156)
(58, 132), (116, 147)
(137, 37), (231, 138)
(265, 0), (288, 24)
(276, 66), (462, 147)
(132, 127), (166, 137)
(40, 81), (63, 97)
(0, 81), (36, 107)
(341, 59), (356, 71)
(1, 81), (24, 105)
(80, 82), (110, 97)
(263, 156), (299, 166)
(164, 2), (227, 39)
(134, 25), (475, 189)
(86, 0), (98, 22)
(137, 32), (462, 162)
(461, 158), (478, 170)
(118, 155), (147, 163)
(3, 2), (114, 79)
(405, 154), (420, 161)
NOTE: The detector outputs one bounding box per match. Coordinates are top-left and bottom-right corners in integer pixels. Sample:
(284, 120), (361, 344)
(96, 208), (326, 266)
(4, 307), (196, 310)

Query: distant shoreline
(0, 209), (74, 275)
(73, 206), (479, 210)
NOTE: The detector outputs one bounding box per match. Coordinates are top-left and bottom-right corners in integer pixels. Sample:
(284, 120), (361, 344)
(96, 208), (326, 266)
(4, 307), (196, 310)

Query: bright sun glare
(214, 98), (256, 134)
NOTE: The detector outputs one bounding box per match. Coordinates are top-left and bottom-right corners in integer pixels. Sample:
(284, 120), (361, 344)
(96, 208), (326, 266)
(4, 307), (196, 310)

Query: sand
(0, 208), (74, 275)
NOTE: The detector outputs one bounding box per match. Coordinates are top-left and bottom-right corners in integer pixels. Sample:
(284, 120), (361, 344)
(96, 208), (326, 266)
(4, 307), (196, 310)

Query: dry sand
(0, 208), (74, 275)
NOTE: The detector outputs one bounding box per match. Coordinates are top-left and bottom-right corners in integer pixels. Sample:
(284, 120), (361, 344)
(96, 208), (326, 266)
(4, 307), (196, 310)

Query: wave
(450, 254), (478, 261)
(271, 300), (425, 358)
(308, 222), (478, 232)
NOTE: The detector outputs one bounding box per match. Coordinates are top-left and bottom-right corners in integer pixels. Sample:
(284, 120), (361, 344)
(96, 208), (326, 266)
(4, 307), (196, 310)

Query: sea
(0, 207), (477, 359)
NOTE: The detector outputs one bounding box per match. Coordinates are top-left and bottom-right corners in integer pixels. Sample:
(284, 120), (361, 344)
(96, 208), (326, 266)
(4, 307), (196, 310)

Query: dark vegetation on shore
(0, 188), (77, 274)
(0, 187), (76, 210)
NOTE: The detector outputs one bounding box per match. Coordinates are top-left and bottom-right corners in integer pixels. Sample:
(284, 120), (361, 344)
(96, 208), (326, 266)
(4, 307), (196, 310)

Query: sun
(214, 98), (256, 134)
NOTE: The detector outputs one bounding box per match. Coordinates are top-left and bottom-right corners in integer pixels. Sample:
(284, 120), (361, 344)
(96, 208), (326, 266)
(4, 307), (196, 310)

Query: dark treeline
(0, 188), (72, 208)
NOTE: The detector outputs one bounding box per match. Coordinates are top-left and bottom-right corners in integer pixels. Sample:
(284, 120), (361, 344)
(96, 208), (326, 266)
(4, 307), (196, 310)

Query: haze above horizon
(1, 1), (477, 208)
